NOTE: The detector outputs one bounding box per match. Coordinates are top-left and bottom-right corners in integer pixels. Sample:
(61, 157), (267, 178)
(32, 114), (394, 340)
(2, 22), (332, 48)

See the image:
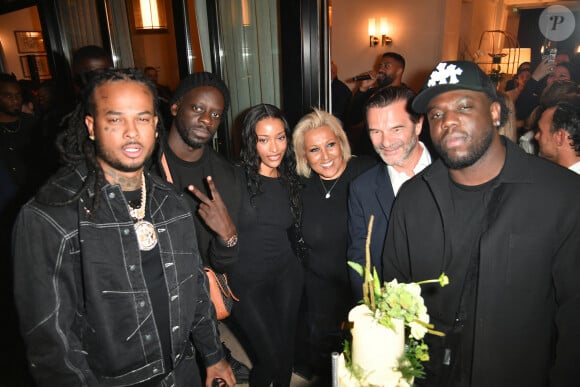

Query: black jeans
(296, 270), (352, 384)
(229, 258), (304, 387)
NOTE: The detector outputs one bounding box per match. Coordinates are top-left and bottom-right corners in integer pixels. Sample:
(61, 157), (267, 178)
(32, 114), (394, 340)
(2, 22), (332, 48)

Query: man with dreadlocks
(12, 68), (235, 387)
(151, 72), (249, 383)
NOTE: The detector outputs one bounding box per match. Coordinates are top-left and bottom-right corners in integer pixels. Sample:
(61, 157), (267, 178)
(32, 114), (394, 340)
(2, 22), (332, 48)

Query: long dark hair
(239, 103), (302, 224)
(41, 68), (159, 210)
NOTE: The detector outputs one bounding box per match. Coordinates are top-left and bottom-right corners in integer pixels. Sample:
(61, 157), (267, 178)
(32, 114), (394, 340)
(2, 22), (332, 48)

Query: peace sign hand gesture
(188, 176), (237, 244)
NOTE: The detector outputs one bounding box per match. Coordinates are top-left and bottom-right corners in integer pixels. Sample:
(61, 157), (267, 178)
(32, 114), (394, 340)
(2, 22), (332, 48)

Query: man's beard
(378, 74), (394, 87)
(380, 134), (418, 167)
(176, 120), (206, 149)
(434, 126), (494, 170)
(95, 140), (150, 173)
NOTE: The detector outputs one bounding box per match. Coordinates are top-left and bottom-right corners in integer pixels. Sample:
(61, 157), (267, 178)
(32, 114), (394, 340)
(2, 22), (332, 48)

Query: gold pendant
(134, 220), (158, 251)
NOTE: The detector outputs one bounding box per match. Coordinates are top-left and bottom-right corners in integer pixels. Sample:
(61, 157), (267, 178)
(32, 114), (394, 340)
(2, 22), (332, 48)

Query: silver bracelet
(223, 234), (238, 248)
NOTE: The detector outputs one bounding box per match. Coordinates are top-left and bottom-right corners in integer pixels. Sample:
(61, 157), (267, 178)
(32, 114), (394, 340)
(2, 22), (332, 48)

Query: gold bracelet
(223, 234), (238, 248)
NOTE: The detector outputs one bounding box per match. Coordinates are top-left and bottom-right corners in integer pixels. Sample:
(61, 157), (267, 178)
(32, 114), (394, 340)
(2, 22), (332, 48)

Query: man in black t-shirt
(152, 72), (249, 382)
(0, 73), (42, 198)
(0, 70), (41, 387)
(382, 61), (580, 386)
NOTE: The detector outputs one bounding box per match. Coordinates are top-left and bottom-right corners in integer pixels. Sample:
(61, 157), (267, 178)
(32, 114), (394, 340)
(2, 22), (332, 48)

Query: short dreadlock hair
(170, 72), (230, 113)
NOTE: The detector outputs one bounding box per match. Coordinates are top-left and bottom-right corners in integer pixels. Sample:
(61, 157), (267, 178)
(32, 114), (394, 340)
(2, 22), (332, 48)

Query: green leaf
(348, 261), (364, 277)
(397, 339), (427, 382)
(373, 268), (381, 297)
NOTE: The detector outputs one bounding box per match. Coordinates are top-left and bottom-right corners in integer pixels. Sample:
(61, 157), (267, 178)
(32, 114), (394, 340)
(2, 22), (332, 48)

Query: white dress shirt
(568, 161), (580, 174)
(387, 142), (432, 195)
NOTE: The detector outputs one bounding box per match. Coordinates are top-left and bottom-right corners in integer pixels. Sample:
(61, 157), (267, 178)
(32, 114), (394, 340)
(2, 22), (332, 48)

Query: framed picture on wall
(20, 55), (51, 80)
(14, 31), (46, 54)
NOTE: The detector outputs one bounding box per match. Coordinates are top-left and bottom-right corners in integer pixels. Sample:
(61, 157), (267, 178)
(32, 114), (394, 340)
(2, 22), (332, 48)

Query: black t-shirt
(162, 141), (240, 272)
(301, 156), (377, 282)
(229, 175), (295, 284)
(0, 114), (39, 189)
(447, 176), (496, 386)
(124, 185), (171, 383)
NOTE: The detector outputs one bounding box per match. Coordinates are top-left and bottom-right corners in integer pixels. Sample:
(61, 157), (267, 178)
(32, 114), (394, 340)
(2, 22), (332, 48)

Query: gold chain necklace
(127, 173), (147, 221)
(127, 173), (158, 251)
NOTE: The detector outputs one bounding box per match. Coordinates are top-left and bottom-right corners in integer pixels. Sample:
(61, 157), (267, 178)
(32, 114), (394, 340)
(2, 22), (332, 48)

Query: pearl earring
(89, 135), (95, 140)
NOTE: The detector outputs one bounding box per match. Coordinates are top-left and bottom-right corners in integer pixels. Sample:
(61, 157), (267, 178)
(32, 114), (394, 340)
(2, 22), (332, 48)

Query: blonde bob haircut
(292, 108), (351, 177)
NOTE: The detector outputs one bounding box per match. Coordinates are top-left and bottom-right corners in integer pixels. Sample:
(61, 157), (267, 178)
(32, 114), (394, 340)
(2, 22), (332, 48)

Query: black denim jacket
(13, 165), (224, 386)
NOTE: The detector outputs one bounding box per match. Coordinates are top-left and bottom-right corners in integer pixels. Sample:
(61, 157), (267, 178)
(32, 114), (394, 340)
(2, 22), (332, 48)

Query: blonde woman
(292, 109), (376, 383)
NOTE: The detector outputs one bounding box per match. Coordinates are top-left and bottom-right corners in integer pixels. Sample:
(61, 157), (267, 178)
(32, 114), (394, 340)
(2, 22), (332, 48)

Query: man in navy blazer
(347, 86), (431, 301)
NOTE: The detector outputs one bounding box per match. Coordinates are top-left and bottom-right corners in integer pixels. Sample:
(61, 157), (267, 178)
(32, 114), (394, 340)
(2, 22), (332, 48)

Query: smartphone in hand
(542, 48), (558, 63)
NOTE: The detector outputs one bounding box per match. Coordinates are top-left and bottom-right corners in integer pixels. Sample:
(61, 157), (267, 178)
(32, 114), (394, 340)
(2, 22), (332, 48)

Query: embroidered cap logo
(427, 63), (464, 87)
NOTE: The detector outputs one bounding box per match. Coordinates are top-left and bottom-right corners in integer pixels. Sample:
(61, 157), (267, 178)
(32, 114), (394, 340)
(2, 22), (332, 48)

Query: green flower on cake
(380, 281), (429, 340)
(348, 264), (447, 337)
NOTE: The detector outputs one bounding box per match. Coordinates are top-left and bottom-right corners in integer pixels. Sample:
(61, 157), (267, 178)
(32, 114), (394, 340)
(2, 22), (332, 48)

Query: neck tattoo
(127, 172), (158, 251)
(319, 174), (342, 199)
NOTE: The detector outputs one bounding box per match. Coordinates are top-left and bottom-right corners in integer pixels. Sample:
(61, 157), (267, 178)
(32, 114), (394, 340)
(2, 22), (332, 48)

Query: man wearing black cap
(382, 61), (580, 386)
(151, 72), (250, 382)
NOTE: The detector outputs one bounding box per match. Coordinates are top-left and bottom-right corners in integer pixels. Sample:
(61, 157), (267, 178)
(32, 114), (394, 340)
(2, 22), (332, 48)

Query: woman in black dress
(227, 104), (304, 387)
(292, 109), (376, 384)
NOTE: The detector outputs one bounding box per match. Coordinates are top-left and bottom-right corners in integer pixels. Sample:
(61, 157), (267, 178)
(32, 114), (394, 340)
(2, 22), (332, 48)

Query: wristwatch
(223, 234), (238, 248)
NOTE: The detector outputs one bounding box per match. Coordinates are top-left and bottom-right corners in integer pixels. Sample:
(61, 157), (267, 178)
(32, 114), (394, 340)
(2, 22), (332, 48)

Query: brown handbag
(204, 267), (239, 320)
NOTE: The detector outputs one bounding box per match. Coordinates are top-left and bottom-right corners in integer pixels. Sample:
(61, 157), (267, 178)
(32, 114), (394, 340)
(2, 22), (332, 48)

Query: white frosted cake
(337, 304), (411, 387)
(340, 216), (448, 386)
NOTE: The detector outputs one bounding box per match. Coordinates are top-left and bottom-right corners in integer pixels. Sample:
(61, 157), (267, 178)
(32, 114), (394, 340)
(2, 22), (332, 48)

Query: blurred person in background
(535, 96), (580, 173)
(347, 52), (406, 155)
(331, 61), (352, 124)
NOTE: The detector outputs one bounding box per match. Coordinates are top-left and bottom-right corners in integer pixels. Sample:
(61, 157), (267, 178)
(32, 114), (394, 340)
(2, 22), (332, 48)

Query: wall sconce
(368, 18), (379, 47)
(328, 5), (333, 29)
(379, 17), (393, 46)
(133, 0), (167, 31)
(241, 0), (251, 27)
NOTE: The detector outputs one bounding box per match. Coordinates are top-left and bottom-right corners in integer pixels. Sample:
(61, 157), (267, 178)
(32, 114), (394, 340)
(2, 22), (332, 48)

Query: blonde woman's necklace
(319, 174), (341, 199)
